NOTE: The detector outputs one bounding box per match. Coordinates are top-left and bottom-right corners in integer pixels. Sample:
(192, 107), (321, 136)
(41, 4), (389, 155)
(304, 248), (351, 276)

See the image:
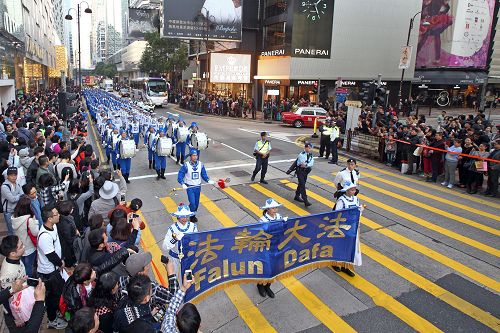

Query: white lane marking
(219, 142), (254, 158)
(237, 128), (298, 143)
(125, 158), (298, 181)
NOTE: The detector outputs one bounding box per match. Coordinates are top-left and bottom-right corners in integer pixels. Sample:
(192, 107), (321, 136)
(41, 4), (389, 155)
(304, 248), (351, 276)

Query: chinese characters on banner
(180, 208), (360, 302)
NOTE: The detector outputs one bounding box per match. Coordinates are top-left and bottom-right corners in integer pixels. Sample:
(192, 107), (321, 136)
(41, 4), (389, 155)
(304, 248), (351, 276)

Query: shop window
(264, 22), (286, 49)
(264, 0), (288, 19)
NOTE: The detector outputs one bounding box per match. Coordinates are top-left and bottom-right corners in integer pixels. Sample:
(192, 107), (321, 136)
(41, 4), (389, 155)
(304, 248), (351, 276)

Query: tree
(92, 62), (117, 78)
(139, 33), (189, 75)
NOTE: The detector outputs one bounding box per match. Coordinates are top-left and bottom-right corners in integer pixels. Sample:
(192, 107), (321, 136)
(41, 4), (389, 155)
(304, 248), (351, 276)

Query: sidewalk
(170, 105), (282, 124)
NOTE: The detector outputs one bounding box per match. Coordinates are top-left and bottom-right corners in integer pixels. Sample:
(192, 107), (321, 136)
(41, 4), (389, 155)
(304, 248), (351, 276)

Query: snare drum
(119, 140), (137, 158)
(156, 137), (173, 156)
(190, 132), (209, 150)
(176, 127), (189, 143)
(167, 123), (178, 138)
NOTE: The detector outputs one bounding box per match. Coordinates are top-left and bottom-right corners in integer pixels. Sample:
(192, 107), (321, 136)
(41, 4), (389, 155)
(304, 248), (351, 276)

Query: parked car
(119, 88), (130, 97)
(281, 107), (328, 128)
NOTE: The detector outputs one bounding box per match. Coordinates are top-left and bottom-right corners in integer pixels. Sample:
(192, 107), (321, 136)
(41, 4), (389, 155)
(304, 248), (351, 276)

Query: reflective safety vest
(256, 140), (270, 154)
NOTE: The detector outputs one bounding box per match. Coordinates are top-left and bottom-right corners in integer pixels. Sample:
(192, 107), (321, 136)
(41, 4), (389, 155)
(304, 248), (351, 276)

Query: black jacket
(62, 277), (86, 315)
(26, 159), (39, 185)
(90, 247), (131, 276)
(57, 214), (78, 267)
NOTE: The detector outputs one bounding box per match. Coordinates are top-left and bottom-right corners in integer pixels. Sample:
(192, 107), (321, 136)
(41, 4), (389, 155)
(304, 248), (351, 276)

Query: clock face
(300, 0), (328, 21)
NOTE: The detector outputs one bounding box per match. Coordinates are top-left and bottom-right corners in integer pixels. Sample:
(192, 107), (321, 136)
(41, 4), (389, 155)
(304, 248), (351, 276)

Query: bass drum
(156, 137), (173, 156)
(119, 140), (137, 158)
(190, 132), (209, 150)
(176, 127), (189, 143)
(167, 123), (178, 138)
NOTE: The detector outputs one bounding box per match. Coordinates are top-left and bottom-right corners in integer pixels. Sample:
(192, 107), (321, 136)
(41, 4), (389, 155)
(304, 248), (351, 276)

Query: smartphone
(185, 270), (193, 282)
(27, 277), (39, 287)
(160, 255), (169, 264)
(132, 213), (139, 219)
(120, 194), (126, 202)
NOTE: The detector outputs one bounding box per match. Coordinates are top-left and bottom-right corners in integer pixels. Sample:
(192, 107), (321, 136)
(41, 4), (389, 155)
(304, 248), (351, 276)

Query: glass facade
(264, 0), (288, 19)
(263, 22), (286, 49)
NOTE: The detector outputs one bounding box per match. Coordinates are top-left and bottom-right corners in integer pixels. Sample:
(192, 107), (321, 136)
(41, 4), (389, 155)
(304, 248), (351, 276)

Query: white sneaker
(447, 184), (453, 189)
(47, 318), (68, 330)
(441, 182), (448, 186)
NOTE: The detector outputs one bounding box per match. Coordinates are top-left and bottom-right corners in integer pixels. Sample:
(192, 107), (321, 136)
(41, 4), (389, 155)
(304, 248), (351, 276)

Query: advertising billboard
(210, 53), (251, 83)
(289, 0), (334, 59)
(416, 0), (495, 69)
(163, 0), (243, 41)
(128, 8), (158, 38)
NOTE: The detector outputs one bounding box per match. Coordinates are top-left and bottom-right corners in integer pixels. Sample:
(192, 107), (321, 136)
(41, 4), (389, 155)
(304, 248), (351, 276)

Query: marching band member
(152, 128), (167, 180)
(187, 122), (200, 158)
(174, 118), (187, 165)
(162, 203), (198, 281)
(251, 131), (271, 184)
(157, 116), (167, 132)
(108, 127), (120, 170)
(332, 181), (363, 277)
(177, 148), (214, 223)
(257, 198), (286, 298)
(144, 126), (156, 170)
(333, 158), (359, 198)
(128, 117), (141, 148)
(166, 115), (177, 157)
(103, 121), (113, 164)
(115, 130), (132, 184)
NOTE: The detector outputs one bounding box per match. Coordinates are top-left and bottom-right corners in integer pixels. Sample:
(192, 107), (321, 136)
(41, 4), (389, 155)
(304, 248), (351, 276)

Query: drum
(177, 127), (189, 143)
(167, 123), (178, 138)
(147, 133), (156, 149)
(156, 137), (173, 156)
(119, 140), (136, 158)
(190, 132), (209, 150)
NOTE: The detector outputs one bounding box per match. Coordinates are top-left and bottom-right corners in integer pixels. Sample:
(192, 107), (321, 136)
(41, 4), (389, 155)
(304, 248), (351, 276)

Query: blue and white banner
(180, 208), (360, 301)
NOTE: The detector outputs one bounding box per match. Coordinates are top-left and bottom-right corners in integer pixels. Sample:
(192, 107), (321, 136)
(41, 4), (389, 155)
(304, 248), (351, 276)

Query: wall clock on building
(300, 0), (328, 21)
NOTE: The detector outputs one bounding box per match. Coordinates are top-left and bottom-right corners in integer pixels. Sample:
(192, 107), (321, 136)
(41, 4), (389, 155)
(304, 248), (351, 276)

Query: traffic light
(319, 84), (328, 103)
(374, 86), (386, 106)
(366, 82), (376, 105)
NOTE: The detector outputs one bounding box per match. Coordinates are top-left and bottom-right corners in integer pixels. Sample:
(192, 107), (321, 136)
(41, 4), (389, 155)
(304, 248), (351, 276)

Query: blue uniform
(108, 132), (120, 169)
(116, 136), (132, 174)
(144, 130), (156, 167)
(153, 135), (167, 171)
(177, 160), (209, 214)
(174, 126), (187, 163)
(129, 121), (141, 147)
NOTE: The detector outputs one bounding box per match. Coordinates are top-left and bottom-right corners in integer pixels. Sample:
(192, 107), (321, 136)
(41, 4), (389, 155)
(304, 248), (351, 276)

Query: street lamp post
(195, 8), (215, 112)
(65, 2), (92, 90)
(398, 11), (429, 114)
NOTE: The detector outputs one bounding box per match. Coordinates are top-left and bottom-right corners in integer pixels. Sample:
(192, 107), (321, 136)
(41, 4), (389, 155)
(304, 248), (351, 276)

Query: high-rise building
(53, 0), (65, 44)
(94, 21), (107, 64)
(107, 24), (122, 58)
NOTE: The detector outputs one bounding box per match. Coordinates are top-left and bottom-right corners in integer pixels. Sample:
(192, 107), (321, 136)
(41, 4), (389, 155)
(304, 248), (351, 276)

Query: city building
(0, 0), (24, 104)
(94, 21), (107, 63)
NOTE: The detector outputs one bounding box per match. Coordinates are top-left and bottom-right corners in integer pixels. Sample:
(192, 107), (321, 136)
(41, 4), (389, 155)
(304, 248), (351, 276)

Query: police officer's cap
(260, 131), (267, 137)
(304, 142), (312, 148)
(347, 158), (357, 164)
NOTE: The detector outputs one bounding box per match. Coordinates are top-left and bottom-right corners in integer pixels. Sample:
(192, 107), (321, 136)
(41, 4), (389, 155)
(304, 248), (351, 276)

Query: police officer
(152, 128), (167, 180)
(294, 142), (314, 207)
(257, 198), (286, 298)
(318, 119), (332, 159)
(177, 148), (214, 222)
(328, 121), (341, 165)
(251, 131), (271, 184)
(333, 158), (359, 197)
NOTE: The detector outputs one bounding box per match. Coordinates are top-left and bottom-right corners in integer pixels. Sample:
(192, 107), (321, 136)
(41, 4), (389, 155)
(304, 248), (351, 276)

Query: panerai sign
(210, 53), (251, 84)
(294, 49), (329, 57)
(297, 80), (318, 86)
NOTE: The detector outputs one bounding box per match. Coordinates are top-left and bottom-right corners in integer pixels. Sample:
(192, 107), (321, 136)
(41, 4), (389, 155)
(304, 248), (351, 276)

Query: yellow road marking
(249, 183), (443, 333)
(280, 180), (500, 330)
(357, 161), (500, 210)
(311, 175), (500, 258)
(359, 179), (500, 236)
(135, 210), (168, 286)
(161, 195), (277, 333)
(362, 171), (500, 222)
(199, 193), (355, 333)
(85, 106), (106, 163)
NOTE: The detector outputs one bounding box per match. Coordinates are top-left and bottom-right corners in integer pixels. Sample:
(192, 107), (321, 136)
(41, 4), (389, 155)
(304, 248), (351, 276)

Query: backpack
(72, 231), (87, 264)
(26, 218), (37, 247)
(0, 183), (12, 214)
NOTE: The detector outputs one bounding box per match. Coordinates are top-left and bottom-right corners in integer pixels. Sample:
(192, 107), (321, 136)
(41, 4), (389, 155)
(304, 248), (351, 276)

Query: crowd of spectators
(0, 91), (200, 333)
(351, 105), (500, 197)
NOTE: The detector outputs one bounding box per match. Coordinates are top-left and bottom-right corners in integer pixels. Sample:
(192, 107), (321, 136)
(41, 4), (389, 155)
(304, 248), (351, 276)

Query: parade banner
(180, 208), (360, 301)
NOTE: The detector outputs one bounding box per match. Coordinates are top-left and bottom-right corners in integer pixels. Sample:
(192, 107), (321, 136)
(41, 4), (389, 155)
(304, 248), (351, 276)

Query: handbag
(413, 146), (423, 156)
(26, 218), (37, 247)
(475, 160), (487, 172)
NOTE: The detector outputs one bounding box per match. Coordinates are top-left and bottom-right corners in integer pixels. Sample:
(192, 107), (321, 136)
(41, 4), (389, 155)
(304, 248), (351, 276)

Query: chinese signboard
(416, 0), (495, 69)
(128, 8), (158, 38)
(210, 53), (251, 83)
(162, 0), (243, 41)
(180, 208), (360, 301)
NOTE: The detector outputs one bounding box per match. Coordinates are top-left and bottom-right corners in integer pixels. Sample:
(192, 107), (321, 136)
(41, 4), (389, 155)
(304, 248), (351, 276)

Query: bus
(101, 79), (114, 92)
(130, 77), (169, 107)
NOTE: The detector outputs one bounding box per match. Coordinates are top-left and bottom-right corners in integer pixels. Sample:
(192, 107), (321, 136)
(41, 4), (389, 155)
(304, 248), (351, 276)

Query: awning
(413, 70), (487, 85)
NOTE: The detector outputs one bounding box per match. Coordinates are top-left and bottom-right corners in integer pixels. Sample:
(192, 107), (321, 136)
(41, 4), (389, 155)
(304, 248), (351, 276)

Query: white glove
(116, 154), (120, 159)
(208, 180), (215, 185)
(182, 184), (188, 190)
(283, 216), (289, 221)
